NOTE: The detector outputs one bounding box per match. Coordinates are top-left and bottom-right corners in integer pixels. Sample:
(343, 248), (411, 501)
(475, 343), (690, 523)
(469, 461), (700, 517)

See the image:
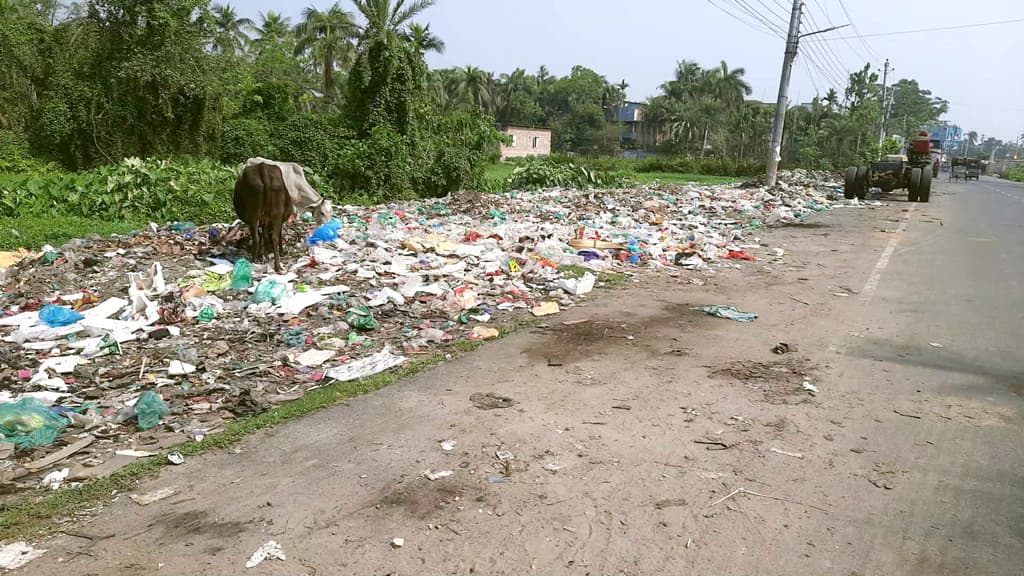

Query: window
(509, 134), (517, 147)
(532, 136), (539, 149)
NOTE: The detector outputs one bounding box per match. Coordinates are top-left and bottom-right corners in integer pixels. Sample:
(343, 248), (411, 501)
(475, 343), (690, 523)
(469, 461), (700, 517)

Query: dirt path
(22, 183), (1024, 575)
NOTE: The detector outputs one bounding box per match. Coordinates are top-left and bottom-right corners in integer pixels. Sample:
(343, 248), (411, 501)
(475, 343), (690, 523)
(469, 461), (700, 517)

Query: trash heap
(0, 170), (838, 490)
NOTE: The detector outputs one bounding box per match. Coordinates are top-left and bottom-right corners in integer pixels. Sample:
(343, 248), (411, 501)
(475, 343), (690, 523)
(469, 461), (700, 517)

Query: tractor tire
(844, 167), (857, 199)
(855, 167), (868, 200)
(908, 167), (922, 202)
(918, 167), (931, 202)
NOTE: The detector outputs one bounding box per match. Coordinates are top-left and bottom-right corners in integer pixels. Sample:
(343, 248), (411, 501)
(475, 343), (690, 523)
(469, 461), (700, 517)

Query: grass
(625, 172), (744, 186)
(0, 316), (541, 540)
(0, 216), (144, 251)
(483, 162), (516, 182)
(558, 264), (628, 289)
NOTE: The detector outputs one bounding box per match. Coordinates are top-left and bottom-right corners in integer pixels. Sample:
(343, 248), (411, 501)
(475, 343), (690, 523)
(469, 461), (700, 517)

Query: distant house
(614, 101), (645, 146)
(499, 125), (551, 159)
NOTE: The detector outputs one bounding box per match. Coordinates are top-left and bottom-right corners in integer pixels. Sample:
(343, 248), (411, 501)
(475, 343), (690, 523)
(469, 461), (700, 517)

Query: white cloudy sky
(241, 0), (1024, 141)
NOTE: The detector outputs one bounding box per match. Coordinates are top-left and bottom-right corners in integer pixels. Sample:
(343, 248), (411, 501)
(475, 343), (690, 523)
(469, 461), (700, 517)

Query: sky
(240, 0), (1024, 142)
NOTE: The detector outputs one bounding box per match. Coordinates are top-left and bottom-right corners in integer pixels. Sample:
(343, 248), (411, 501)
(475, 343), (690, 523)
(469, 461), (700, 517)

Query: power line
(820, 16), (1024, 40)
(705, 0), (783, 37)
(801, 7), (850, 83)
(836, 0), (883, 61)
(726, 0), (789, 37)
(813, 0), (875, 66)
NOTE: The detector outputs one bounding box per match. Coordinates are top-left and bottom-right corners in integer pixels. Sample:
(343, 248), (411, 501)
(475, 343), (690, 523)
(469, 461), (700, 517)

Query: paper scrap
(294, 349), (336, 368)
(422, 469), (454, 481)
(531, 302), (560, 317)
(246, 540), (286, 568)
(130, 486), (180, 506)
(0, 542), (46, 570)
(324, 348), (407, 382)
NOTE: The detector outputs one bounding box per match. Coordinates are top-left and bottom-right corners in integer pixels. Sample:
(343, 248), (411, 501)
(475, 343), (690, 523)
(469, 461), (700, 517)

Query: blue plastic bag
(39, 304), (84, 327)
(306, 220), (343, 246)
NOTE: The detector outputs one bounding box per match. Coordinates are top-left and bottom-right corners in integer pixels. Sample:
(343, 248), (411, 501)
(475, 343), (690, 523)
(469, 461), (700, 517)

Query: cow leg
(251, 220), (263, 264)
(272, 220), (284, 273)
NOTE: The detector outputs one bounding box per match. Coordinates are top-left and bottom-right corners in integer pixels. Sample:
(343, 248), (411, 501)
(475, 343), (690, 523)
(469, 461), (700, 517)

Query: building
(499, 125), (551, 159)
(614, 101), (644, 146)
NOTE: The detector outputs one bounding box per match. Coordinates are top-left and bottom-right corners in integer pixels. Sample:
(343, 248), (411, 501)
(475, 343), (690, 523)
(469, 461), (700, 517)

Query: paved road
(24, 176), (1024, 576)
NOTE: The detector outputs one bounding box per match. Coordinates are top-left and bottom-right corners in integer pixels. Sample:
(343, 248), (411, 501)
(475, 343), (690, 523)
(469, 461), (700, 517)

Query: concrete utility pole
(878, 59), (890, 145)
(765, 0), (803, 187)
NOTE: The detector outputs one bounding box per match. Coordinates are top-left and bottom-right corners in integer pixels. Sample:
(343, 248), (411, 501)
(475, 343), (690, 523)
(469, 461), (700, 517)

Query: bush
(219, 118), (276, 165)
(507, 157), (625, 190)
(0, 157), (237, 224)
(1003, 166), (1024, 182)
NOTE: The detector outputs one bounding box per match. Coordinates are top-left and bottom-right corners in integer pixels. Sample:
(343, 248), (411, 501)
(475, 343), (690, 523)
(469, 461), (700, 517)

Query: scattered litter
(929, 342), (944, 348)
(770, 448), (804, 459)
(542, 462), (563, 473)
(802, 381), (819, 394)
(422, 469), (454, 481)
(24, 435), (95, 473)
(130, 486), (180, 505)
(531, 302), (560, 317)
(654, 498), (688, 509)
(324, 348), (407, 382)
(0, 542), (46, 570)
(772, 342), (795, 354)
(294, 349), (336, 367)
(167, 360), (196, 376)
(390, 538), (405, 549)
(690, 305), (758, 322)
(469, 326), (500, 340)
(115, 449), (158, 458)
(167, 451), (185, 465)
(245, 540), (286, 568)
(440, 440), (457, 452)
(707, 487), (829, 513)
(40, 468), (69, 490)
(558, 273), (596, 296)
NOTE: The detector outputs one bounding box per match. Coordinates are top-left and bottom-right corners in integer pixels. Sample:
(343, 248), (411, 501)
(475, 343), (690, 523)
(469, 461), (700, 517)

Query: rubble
(0, 171), (839, 491)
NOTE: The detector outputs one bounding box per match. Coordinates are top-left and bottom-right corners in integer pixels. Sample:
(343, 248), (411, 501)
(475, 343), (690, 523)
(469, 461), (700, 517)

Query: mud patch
(708, 358), (816, 404)
(153, 510), (248, 544)
(523, 319), (649, 365)
(375, 476), (482, 520)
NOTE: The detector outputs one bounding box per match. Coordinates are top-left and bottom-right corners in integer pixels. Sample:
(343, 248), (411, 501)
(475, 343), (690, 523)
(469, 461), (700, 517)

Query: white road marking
(859, 204), (915, 306)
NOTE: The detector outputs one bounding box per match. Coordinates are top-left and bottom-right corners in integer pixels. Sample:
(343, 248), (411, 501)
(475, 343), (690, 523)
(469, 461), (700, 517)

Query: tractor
(844, 153), (933, 203)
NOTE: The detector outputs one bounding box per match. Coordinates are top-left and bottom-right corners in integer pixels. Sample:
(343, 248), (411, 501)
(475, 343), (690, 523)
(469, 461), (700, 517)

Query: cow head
(314, 199), (333, 225)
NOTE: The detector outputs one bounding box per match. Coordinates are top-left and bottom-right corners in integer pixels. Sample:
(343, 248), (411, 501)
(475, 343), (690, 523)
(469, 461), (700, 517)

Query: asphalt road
(23, 176), (1024, 576)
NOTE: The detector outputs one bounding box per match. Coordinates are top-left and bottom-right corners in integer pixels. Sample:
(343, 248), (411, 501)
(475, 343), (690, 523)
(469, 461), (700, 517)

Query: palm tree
(352, 0), (435, 39)
(254, 11), (292, 45)
(446, 65), (491, 111)
(661, 60), (703, 101)
(405, 22), (445, 55)
(211, 3), (252, 56)
(294, 3), (356, 98)
(704, 60), (752, 105)
(824, 88), (839, 111)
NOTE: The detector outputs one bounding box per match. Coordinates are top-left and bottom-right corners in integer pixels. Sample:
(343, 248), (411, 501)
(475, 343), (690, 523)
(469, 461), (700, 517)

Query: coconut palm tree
(294, 3), (356, 98)
(352, 0), (435, 40)
(211, 3), (252, 56)
(446, 65), (491, 111)
(254, 11), (291, 43)
(704, 60), (752, 105)
(405, 22), (445, 55)
(824, 88), (840, 111)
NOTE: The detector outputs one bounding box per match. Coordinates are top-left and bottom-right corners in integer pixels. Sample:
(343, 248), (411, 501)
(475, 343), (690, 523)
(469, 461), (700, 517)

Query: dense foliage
(506, 158), (625, 191)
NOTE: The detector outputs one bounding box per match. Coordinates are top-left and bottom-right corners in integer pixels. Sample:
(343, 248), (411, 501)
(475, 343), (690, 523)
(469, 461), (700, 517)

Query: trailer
(950, 157), (983, 181)
(844, 153), (932, 203)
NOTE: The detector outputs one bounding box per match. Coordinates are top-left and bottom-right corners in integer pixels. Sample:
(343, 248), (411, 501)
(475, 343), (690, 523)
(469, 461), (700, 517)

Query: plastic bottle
(229, 258), (253, 290)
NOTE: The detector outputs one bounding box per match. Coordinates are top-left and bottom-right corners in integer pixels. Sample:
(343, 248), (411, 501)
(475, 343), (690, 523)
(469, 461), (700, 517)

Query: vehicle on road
(950, 157), (982, 181)
(844, 153), (932, 203)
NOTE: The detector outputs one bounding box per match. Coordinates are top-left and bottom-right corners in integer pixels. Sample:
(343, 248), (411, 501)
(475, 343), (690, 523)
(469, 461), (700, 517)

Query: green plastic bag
(0, 398), (70, 449)
(345, 307), (379, 331)
(135, 391), (168, 430)
(253, 279), (287, 304)
(197, 307), (216, 322)
(230, 259), (253, 290)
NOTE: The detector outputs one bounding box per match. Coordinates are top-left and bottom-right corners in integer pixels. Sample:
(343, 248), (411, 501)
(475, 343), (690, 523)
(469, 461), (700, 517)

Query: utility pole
(878, 59), (890, 145)
(765, 0), (803, 187)
(765, 3), (848, 186)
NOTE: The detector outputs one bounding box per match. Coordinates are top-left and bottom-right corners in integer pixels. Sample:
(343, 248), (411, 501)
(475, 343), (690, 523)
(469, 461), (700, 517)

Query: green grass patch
(484, 162), (516, 182)
(625, 172), (744, 186)
(0, 216), (144, 251)
(558, 264), (628, 289)
(0, 314), (544, 541)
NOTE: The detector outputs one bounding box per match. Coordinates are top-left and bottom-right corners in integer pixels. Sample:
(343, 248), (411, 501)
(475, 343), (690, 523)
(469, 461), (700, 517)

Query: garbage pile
(0, 171), (839, 490)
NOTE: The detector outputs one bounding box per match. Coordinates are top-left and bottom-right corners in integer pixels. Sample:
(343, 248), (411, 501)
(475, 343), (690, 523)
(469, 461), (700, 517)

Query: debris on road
(769, 447), (804, 459)
(390, 538), (405, 549)
(772, 342), (795, 354)
(422, 469), (454, 481)
(0, 541), (46, 570)
(0, 171), (839, 490)
(245, 540), (286, 568)
(470, 392), (517, 410)
(690, 305), (759, 322)
(130, 486), (180, 505)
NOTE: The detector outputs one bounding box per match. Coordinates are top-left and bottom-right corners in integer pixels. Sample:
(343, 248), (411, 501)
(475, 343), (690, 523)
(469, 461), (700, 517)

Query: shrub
(507, 157), (625, 190)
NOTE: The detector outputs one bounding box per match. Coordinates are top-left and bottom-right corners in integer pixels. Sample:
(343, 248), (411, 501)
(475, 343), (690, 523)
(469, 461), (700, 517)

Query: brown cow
(233, 162), (293, 273)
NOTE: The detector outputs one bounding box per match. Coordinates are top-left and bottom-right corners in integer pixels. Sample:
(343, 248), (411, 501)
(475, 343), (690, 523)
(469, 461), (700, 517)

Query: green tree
(405, 22), (444, 55)
(294, 3), (356, 101)
(887, 78), (949, 141)
(446, 65), (491, 111)
(253, 10), (292, 49)
(211, 3), (252, 56)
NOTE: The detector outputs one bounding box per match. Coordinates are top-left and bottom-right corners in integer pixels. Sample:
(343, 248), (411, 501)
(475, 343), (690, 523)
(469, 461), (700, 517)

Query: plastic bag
(0, 398), (70, 449)
(229, 259), (253, 290)
(345, 307), (379, 331)
(135, 391), (168, 430)
(252, 279), (287, 305)
(39, 304), (84, 327)
(306, 221), (343, 246)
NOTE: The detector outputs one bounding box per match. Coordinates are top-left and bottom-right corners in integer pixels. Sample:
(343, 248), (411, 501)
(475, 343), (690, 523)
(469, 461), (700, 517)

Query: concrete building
(500, 125), (551, 159)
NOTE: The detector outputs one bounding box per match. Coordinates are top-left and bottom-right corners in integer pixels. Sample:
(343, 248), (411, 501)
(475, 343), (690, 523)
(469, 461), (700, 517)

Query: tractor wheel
(844, 167), (857, 199)
(855, 167), (868, 200)
(918, 167), (931, 202)
(908, 167), (922, 202)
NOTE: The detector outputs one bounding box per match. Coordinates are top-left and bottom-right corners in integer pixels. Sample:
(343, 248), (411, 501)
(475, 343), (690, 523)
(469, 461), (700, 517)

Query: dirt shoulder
(21, 193), (1022, 576)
